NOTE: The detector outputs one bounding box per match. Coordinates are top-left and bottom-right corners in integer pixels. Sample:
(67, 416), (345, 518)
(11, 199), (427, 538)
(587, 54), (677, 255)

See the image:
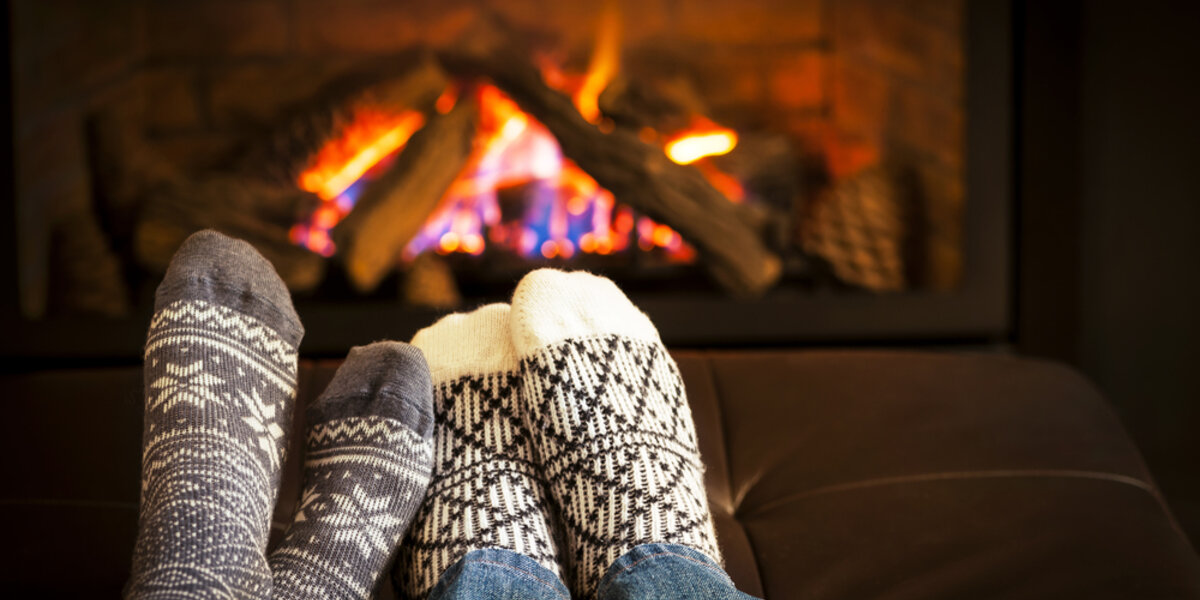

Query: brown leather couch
(5, 350), (1200, 597)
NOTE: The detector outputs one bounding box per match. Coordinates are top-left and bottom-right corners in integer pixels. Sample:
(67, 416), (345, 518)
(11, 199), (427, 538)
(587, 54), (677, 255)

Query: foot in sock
(127, 230), (304, 598)
(269, 342), (434, 599)
(394, 304), (562, 599)
(510, 269), (721, 598)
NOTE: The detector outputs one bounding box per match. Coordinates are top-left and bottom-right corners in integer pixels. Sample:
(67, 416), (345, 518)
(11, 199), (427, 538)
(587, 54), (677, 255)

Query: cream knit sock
(394, 304), (562, 598)
(510, 269), (721, 598)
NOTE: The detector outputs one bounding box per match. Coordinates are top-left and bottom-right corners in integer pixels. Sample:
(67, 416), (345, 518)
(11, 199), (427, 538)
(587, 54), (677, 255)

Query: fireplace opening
(8, 0), (1009, 357)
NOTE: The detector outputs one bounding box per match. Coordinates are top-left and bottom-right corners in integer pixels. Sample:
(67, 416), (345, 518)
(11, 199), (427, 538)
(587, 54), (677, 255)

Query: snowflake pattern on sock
(270, 417), (432, 599)
(128, 298), (299, 599)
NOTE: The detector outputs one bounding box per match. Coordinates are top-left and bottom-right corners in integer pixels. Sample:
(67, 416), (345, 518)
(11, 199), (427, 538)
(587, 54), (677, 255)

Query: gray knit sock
(511, 269), (722, 598)
(126, 230), (304, 599)
(394, 304), (563, 599)
(269, 342), (435, 599)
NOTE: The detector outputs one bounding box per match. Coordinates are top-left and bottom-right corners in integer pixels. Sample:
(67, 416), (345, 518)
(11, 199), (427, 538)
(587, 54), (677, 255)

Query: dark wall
(1019, 0), (1200, 543)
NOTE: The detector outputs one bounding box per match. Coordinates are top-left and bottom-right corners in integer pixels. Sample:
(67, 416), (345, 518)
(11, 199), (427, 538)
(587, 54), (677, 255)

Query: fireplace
(3, 0), (1012, 359)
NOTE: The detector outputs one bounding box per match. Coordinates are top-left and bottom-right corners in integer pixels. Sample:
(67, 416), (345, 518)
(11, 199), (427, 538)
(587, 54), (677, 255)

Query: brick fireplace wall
(10, 0), (963, 318)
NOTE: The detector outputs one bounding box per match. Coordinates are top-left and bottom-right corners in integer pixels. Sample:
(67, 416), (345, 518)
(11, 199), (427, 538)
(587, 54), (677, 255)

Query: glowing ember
(435, 85), (460, 115)
(696, 161), (745, 203)
(665, 129), (738, 165)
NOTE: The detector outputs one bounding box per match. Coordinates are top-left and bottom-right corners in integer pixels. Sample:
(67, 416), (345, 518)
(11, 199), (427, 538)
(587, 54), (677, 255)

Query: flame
(299, 110), (425, 201)
(573, 1), (622, 124)
(400, 84), (697, 262)
(435, 85), (460, 115)
(290, 109), (424, 256)
(696, 160), (745, 202)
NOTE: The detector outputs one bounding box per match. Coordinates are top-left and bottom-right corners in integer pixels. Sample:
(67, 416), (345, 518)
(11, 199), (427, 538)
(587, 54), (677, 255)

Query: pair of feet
(401, 271), (721, 598)
(128, 231), (430, 599)
(126, 231), (720, 599)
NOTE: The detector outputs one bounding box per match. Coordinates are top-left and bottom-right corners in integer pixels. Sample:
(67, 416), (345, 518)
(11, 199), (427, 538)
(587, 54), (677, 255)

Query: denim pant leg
(595, 543), (762, 600)
(427, 548), (571, 600)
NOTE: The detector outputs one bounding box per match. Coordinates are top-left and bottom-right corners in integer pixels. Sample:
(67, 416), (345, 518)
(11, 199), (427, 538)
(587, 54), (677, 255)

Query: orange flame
(696, 160), (745, 202)
(291, 108), (425, 256)
(299, 110), (425, 200)
(573, 1), (622, 124)
(435, 84), (460, 115)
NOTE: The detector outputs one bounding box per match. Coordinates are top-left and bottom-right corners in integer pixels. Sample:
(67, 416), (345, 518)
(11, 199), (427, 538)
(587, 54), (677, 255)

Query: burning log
(234, 51), (450, 187)
(437, 20), (782, 296)
(331, 99), (477, 292)
(599, 71), (713, 135)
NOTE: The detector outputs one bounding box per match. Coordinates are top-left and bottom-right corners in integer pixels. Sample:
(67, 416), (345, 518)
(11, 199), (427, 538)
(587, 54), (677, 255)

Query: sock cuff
(412, 303), (518, 382)
(510, 269), (661, 358)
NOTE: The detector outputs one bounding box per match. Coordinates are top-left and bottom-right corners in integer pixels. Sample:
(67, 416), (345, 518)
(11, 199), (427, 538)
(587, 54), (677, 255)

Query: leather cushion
(677, 350), (1200, 598)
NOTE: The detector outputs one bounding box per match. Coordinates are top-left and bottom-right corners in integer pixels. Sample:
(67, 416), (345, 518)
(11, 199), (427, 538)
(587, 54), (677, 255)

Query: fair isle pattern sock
(511, 269), (722, 598)
(127, 230), (303, 599)
(270, 342), (435, 599)
(395, 304), (562, 599)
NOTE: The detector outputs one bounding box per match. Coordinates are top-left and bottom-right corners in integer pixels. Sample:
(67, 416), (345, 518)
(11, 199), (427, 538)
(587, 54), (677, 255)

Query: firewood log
(233, 51), (450, 187)
(331, 98), (476, 293)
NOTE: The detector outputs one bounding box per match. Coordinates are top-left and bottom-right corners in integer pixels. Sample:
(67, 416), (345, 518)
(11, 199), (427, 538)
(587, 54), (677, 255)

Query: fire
(299, 110), (425, 201)
(291, 109), (425, 256)
(402, 83), (666, 261)
(695, 160), (745, 202)
(291, 7), (744, 268)
(435, 85), (459, 115)
(573, 2), (622, 123)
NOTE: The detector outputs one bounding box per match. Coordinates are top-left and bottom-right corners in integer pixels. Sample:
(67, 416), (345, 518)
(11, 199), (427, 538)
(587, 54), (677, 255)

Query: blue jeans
(428, 544), (761, 600)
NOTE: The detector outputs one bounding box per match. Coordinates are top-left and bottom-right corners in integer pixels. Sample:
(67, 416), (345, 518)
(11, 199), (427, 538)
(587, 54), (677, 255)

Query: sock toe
(308, 341), (435, 440)
(411, 303), (515, 381)
(155, 229), (303, 346)
(510, 268), (659, 356)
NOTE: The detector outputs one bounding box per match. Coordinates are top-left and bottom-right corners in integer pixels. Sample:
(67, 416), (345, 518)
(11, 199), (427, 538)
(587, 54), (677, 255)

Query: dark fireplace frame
(2, 1), (1012, 361)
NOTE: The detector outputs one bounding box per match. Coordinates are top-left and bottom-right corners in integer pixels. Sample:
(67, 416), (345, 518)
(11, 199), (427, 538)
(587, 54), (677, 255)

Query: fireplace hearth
(4, 0), (1012, 359)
